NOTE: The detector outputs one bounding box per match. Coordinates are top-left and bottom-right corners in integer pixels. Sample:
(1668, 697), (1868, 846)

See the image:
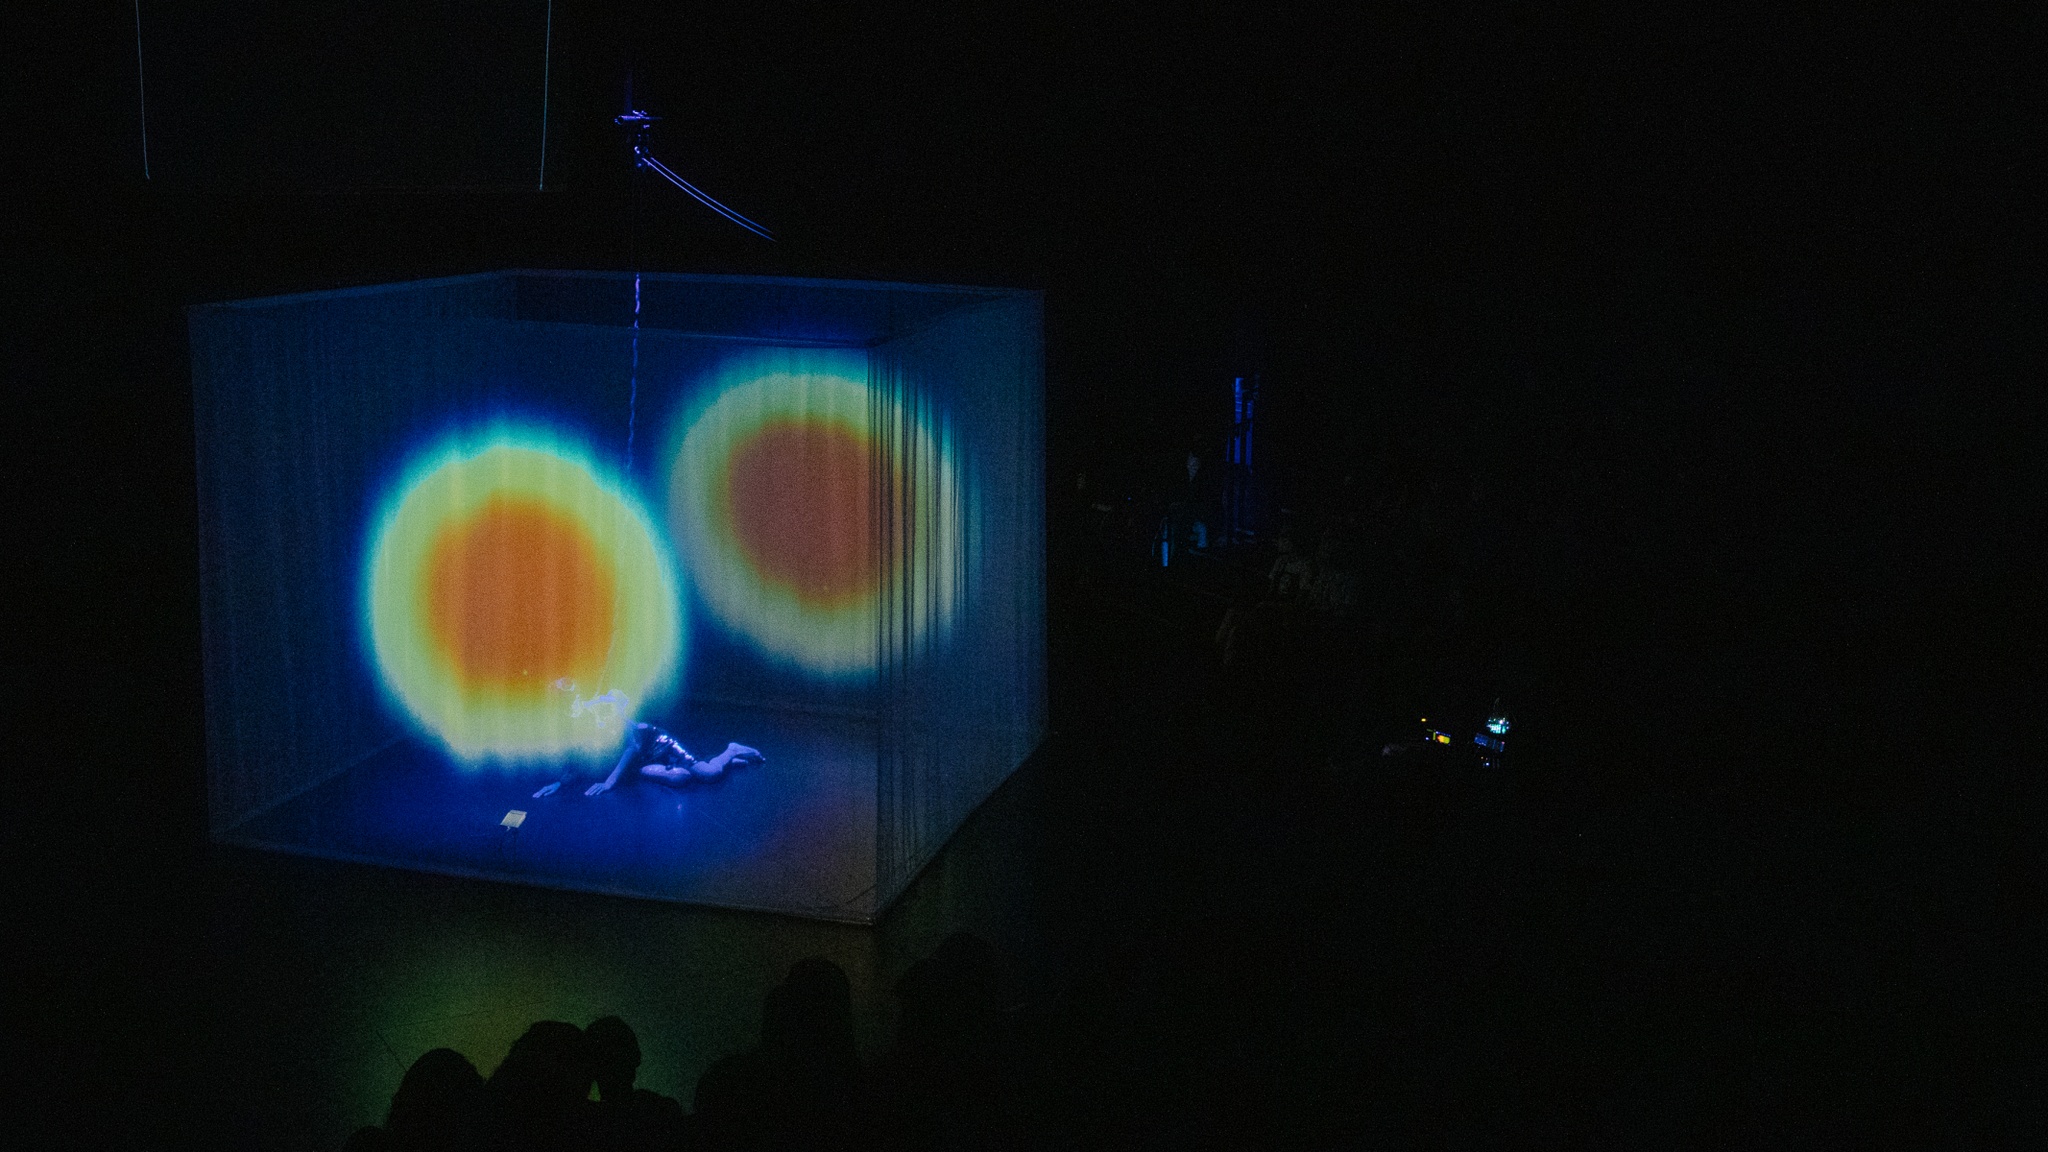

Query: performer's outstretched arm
(584, 743), (637, 796)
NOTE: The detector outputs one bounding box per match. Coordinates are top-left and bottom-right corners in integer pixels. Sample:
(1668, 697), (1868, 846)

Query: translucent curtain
(872, 295), (1045, 909)
(192, 276), (518, 832)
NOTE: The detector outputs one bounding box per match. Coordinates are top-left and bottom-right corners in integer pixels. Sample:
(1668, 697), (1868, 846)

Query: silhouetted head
(584, 1016), (641, 1102)
(385, 1048), (483, 1139)
(896, 932), (1001, 1049)
(762, 957), (856, 1065)
(933, 932), (1000, 992)
(489, 1021), (593, 1117)
(784, 957), (852, 1015)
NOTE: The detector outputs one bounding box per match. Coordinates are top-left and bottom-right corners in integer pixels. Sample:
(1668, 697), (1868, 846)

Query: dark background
(3, 2), (2038, 1144)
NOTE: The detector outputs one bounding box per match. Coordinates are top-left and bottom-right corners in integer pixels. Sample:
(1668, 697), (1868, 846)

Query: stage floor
(225, 703), (879, 920)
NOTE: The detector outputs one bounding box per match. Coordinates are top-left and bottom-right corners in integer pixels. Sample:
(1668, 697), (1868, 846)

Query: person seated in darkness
(584, 1016), (683, 1152)
(379, 1048), (486, 1152)
(1306, 528), (1361, 619)
(482, 1021), (598, 1152)
(695, 957), (864, 1150)
(1266, 528), (1318, 603)
(342, 1046), (489, 1152)
(769, 957), (863, 1110)
(535, 722), (765, 799)
(869, 932), (1017, 1150)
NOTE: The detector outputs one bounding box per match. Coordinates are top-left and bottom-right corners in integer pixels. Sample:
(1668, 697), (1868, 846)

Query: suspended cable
(615, 103), (776, 242)
(610, 87), (775, 471)
(627, 271), (640, 474)
(134, 0), (149, 179)
(538, 0), (552, 191)
(637, 155), (776, 241)
(626, 106), (641, 476)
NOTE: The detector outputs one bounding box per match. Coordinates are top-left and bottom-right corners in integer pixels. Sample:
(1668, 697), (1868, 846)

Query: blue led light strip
(637, 154), (775, 241)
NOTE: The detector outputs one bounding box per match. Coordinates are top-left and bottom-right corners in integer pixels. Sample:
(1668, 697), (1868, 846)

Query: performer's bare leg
(641, 742), (764, 783)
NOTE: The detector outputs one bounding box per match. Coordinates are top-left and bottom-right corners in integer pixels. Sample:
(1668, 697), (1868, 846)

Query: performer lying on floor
(534, 723), (766, 798)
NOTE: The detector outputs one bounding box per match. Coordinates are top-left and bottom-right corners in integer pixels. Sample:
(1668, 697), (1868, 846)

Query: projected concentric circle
(365, 434), (681, 762)
(669, 358), (961, 675)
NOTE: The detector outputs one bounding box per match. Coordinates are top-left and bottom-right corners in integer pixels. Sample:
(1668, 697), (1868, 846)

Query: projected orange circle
(422, 496), (618, 695)
(367, 437), (680, 763)
(671, 361), (961, 675)
(721, 420), (880, 609)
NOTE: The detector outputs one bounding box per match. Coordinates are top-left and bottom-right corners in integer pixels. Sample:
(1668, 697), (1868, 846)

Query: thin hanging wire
(625, 122), (641, 477)
(627, 272), (640, 474)
(133, 1), (149, 179)
(537, 1), (552, 191)
(635, 154), (775, 241)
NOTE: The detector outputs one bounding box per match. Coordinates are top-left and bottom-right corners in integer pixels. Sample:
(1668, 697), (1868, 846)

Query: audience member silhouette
(343, 1046), (486, 1152)
(695, 957), (863, 1150)
(483, 1021), (597, 1152)
(871, 932), (1017, 1150)
(585, 1016), (683, 1152)
(774, 957), (862, 1098)
(390, 1048), (486, 1150)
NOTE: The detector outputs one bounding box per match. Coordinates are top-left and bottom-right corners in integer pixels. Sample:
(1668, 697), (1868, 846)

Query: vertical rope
(134, 1), (149, 179)
(537, 0), (552, 191)
(626, 272), (640, 474)
(625, 146), (641, 476)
